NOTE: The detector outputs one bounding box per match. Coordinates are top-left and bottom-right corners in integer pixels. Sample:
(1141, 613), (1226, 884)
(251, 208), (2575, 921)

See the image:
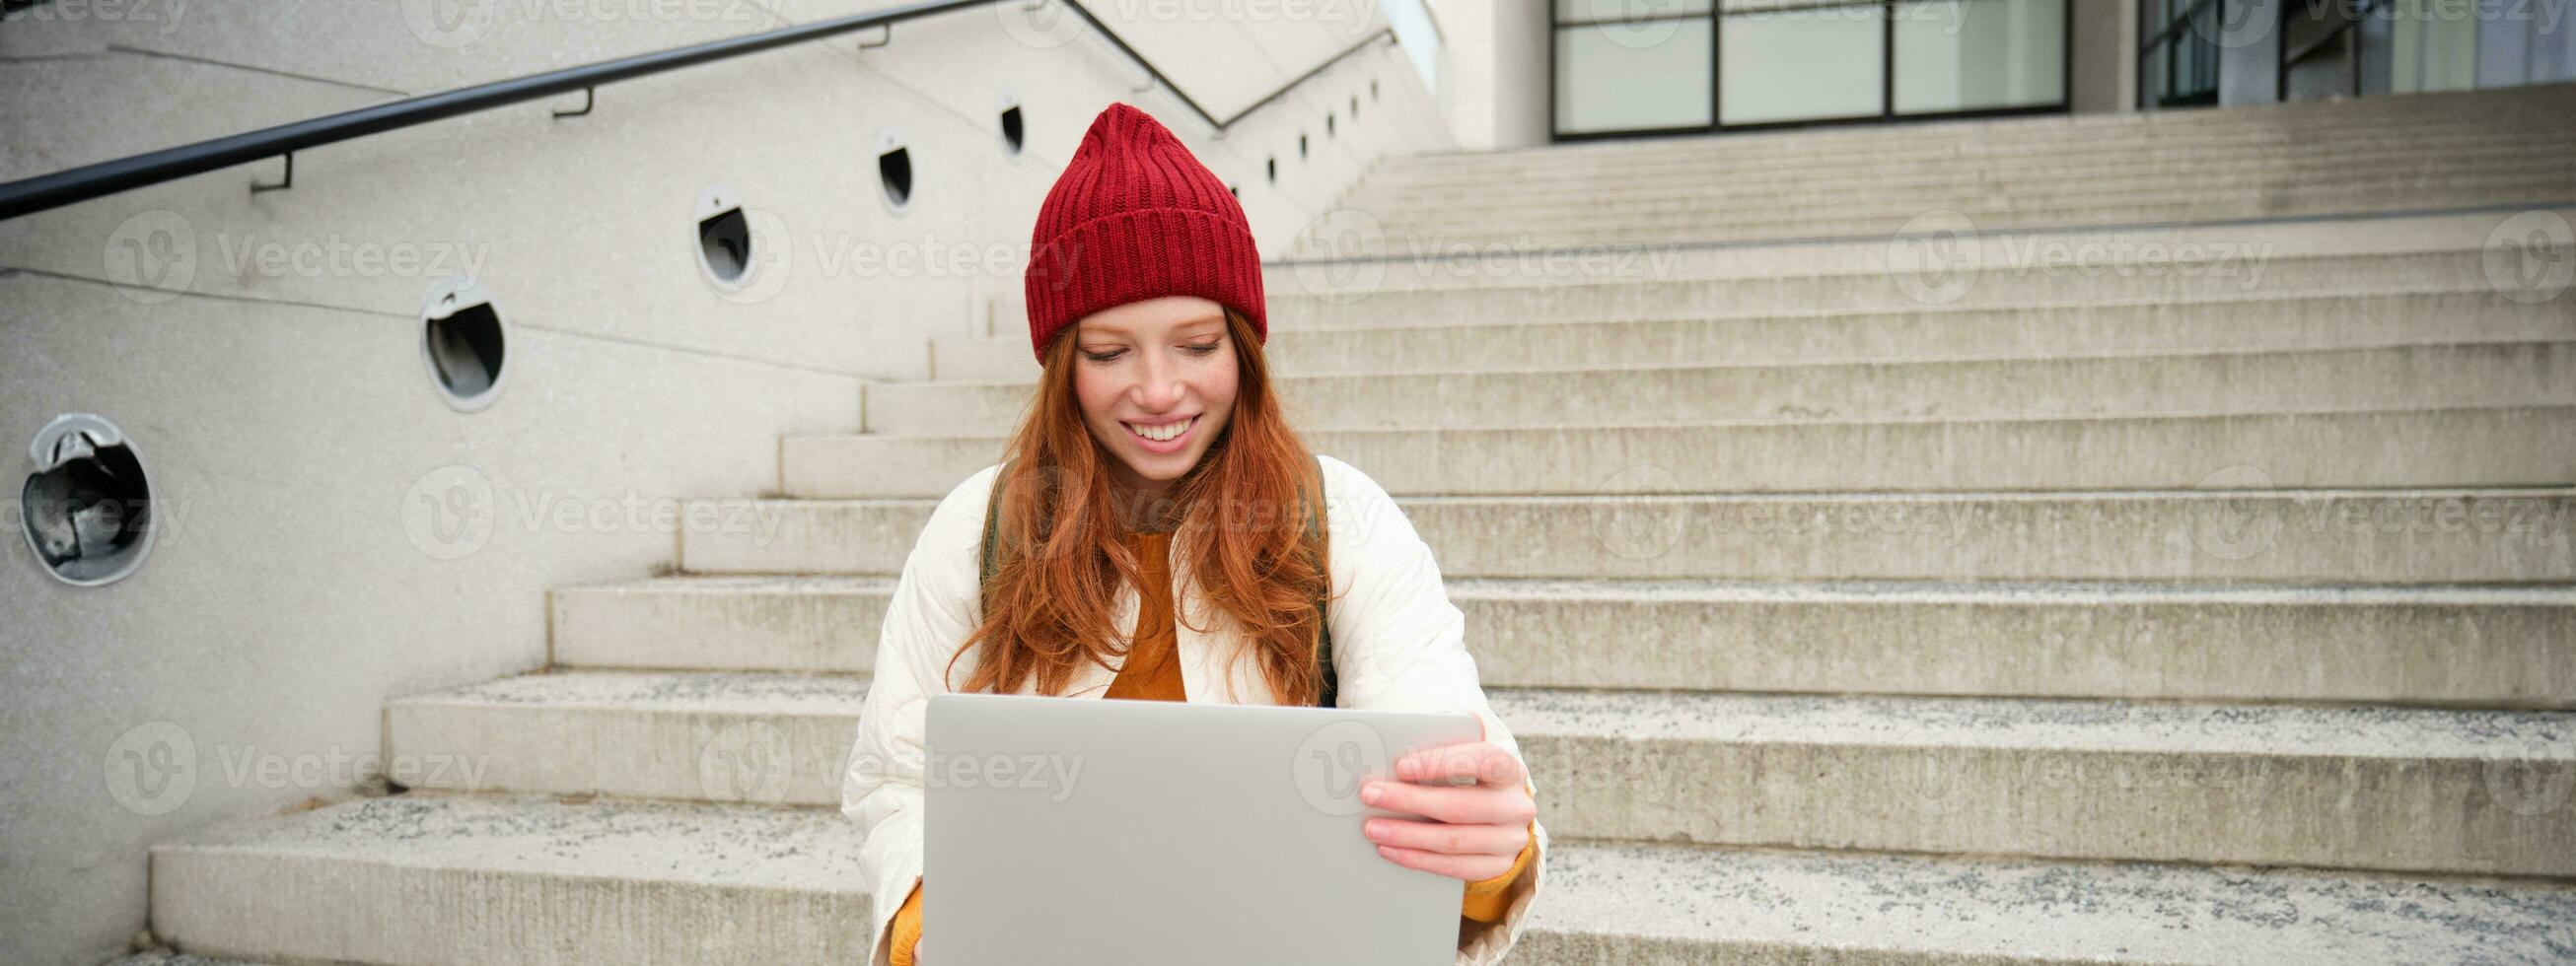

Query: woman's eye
(1187, 342), (1220, 355)
(1084, 350), (1125, 363)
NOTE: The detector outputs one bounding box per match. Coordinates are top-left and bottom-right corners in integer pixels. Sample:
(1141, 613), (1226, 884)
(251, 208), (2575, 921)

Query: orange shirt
(889, 528), (1532, 965)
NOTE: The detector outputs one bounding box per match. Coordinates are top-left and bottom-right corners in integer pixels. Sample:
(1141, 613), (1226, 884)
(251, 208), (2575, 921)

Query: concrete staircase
(139, 87), (2576, 964)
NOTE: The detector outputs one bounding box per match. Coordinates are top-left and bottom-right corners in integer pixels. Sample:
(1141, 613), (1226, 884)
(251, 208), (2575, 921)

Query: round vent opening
(21, 413), (157, 586)
(421, 280), (508, 412)
(878, 131), (913, 214)
(700, 209), (751, 280)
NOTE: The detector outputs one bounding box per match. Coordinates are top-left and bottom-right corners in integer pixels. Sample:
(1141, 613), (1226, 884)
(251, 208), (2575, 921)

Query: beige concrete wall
(1430, 0), (1550, 150)
(0, 5), (1453, 964)
(2072, 0), (2142, 113)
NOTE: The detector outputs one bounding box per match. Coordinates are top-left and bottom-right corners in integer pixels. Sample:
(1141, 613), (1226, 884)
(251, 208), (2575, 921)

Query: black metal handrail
(0, 0), (1394, 221)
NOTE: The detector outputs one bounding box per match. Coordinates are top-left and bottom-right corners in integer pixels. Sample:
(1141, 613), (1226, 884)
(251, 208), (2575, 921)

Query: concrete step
(1359, 136), (2576, 211)
(678, 489), (2576, 584)
(790, 406), (2576, 498)
(864, 341), (2576, 436)
(551, 575), (893, 673)
(1357, 172), (2576, 243)
(383, 669), (2574, 876)
(1460, 579), (2576, 708)
(141, 793), (2576, 965)
(1357, 143), (2576, 220)
(1386, 123), (2571, 190)
(1367, 133), (2576, 207)
(1266, 250), (2515, 329)
(1395, 86), (2574, 161)
(387, 670), (864, 806)
(1516, 839), (2576, 964)
(548, 576), (2576, 706)
(936, 290), (2576, 381)
(1378, 85), (2576, 177)
(1255, 209), (2557, 296)
(1293, 182), (2576, 255)
(1500, 688), (2576, 877)
(147, 794), (869, 966)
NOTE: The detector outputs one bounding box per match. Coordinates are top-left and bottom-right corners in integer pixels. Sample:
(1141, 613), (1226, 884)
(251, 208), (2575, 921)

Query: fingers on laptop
(1364, 815), (1528, 858)
(1368, 836), (1521, 881)
(1360, 778), (1536, 828)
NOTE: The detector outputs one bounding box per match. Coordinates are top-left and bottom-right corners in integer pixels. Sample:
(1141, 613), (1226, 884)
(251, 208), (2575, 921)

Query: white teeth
(1129, 416), (1192, 443)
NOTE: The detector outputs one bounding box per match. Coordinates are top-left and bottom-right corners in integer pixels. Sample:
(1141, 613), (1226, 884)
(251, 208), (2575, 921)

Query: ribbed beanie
(1024, 102), (1266, 362)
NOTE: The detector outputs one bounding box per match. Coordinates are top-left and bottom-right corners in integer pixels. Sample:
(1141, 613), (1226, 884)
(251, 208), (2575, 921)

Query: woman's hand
(1357, 739), (1536, 881)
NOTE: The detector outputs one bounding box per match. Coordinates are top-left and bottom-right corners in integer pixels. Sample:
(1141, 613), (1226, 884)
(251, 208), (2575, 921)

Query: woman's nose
(1135, 358), (1185, 409)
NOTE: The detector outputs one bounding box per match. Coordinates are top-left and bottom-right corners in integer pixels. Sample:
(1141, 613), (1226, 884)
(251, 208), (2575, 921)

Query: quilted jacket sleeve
(1314, 454), (1547, 966)
(842, 464), (1000, 966)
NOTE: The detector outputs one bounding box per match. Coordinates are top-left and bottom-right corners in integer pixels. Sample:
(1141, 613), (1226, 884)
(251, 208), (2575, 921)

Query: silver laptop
(925, 692), (1485, 965)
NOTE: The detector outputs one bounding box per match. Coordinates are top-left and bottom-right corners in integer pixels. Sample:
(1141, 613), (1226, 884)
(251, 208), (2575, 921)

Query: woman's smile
(1121, 414), (1199, 450)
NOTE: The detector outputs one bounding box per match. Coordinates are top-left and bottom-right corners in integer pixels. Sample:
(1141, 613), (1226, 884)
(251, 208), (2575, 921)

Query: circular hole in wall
(1000, 103), (1026, 156)
(20, 413), (157, 586)
(696, 186), (751, 285)
(878, 131), (913, 213)
(421, 279), (508, 412)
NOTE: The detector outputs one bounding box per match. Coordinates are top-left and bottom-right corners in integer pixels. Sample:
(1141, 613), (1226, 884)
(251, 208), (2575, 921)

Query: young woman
(840, 103), (1545, 966)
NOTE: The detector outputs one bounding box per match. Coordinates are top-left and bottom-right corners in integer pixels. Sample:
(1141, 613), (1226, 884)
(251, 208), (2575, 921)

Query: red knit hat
(1024, 103), (1266, 362)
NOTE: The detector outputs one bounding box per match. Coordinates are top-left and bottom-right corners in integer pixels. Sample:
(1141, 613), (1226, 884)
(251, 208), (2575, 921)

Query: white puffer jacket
(839, 454), (1546, 966)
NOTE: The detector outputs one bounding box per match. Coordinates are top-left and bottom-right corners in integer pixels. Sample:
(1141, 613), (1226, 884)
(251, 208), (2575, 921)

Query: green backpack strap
(979, 459), (1010, 592)
(979, 456), (1334, 708)
(1305, 452), (1336, 709)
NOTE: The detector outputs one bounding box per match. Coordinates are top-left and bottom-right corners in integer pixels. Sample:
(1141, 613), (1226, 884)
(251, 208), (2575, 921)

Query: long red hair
(945, 307), (1335, 705)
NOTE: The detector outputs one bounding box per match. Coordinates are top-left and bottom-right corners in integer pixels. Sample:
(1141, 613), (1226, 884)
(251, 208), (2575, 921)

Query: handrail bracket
(552, 87), (596, 119)
(250, 153), (293, 195)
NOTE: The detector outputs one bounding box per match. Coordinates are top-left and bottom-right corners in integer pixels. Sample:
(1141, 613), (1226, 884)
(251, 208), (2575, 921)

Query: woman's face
(1070, 295), (1240, 496)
